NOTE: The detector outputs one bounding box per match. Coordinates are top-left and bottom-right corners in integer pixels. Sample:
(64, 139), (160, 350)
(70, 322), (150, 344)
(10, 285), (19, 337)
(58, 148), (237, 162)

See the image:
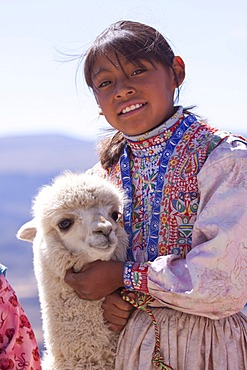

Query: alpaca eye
(111, 211), (119, 222)
(58, 219), (73, 230)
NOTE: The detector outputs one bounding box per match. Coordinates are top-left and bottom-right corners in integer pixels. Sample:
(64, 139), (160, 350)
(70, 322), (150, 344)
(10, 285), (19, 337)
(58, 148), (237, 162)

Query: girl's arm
(124, 138), (247, 319)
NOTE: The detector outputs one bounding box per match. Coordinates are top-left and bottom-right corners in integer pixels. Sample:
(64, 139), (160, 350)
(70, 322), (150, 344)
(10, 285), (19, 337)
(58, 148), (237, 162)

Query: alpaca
(17, 172), (128, 370)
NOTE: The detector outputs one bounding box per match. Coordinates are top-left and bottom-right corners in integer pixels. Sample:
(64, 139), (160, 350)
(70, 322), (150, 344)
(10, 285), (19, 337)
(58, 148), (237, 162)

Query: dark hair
(84, 20), (178, 89)
(83, 20), (181, 170)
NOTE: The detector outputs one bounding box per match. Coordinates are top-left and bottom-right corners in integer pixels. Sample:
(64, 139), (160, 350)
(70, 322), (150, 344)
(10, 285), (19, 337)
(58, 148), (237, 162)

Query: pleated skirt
(115, 307), (247, 370)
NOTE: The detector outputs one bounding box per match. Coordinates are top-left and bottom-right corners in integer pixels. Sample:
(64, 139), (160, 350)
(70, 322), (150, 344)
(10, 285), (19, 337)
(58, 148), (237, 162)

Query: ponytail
(98, 131), (127, 170)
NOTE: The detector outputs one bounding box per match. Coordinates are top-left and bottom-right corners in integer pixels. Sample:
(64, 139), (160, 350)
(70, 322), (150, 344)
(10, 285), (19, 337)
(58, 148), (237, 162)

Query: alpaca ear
(17, 219), (37, 242)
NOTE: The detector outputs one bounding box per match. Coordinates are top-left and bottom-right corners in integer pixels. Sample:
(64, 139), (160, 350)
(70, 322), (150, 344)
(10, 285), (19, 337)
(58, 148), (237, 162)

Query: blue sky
(0, 0), (246, 140)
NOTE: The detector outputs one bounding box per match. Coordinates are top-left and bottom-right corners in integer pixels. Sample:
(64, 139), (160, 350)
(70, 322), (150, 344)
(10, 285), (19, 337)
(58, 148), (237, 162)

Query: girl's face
(91, 53), (184, 136)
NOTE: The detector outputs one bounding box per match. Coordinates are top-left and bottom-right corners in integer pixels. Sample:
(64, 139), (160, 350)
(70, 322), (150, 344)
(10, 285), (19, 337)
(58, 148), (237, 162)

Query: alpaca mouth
(89, 242), (116, 250)
(88, 232), (118, 250)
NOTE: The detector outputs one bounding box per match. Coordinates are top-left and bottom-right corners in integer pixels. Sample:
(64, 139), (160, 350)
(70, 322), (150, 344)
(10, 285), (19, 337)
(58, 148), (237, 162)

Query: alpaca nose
(93, 216), (112, 236)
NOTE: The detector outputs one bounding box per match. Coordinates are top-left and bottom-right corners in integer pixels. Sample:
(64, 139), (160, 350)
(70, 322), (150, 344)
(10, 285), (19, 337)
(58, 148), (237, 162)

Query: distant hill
(0, 134), (98, 173)
(0, 134), (98, 351)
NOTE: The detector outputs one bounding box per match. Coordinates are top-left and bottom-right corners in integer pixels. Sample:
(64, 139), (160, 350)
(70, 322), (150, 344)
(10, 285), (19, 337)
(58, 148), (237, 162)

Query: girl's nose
(115, 81), (136, 99)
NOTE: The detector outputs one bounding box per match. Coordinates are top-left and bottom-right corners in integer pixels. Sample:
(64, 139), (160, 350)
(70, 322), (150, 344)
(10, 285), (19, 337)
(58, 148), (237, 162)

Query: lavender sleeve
(147, 137), (247, 319)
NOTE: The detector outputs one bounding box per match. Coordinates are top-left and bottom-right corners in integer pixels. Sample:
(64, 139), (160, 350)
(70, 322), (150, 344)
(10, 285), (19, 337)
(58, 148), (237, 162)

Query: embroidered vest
(105, 118), (228, 262)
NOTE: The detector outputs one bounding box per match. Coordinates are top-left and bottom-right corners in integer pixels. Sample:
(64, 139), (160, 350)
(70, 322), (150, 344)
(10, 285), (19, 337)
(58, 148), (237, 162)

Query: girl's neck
(123, 106), (183, 142)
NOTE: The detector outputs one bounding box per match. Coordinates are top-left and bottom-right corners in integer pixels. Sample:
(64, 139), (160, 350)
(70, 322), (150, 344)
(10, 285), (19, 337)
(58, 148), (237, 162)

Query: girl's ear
(94, 93), (104, 116)
(172, 56), (185, 87)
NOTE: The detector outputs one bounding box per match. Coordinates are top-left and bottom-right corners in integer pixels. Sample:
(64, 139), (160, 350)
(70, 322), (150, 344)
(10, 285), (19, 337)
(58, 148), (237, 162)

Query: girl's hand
(64, 260), (125, 300)
(102, 290), (137, 332)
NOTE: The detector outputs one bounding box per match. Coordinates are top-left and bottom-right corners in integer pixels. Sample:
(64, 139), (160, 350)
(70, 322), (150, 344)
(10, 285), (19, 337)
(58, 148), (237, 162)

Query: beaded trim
(123, 261), (150, 292)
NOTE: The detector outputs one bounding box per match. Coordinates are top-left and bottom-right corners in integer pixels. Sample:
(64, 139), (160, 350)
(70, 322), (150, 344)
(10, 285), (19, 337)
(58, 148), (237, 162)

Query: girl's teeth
(122, 104), (143, 114)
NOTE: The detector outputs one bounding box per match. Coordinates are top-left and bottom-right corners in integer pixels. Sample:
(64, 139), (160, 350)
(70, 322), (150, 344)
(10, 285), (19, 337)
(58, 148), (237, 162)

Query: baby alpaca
(17, 172), (128, 370)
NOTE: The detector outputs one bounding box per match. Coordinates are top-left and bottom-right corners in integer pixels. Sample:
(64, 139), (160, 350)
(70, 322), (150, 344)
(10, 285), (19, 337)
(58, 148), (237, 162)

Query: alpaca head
(17, 172), (128, 265)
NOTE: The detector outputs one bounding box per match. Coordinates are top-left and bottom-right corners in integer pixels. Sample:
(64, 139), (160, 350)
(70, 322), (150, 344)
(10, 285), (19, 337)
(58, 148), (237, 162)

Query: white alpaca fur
(17, 172), (128, 370)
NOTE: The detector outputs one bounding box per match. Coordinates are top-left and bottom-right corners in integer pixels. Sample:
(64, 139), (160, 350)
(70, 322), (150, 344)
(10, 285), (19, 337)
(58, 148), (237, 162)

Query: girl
(0, 263), (42, 370)
(65, 20), (247, 369)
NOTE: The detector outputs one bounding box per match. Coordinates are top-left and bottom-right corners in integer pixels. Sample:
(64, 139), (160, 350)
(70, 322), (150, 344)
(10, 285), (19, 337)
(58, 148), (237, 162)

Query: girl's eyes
(132, 68), (146, 76)
(97, 68), (146, 89)
(98, 80), (112, 89)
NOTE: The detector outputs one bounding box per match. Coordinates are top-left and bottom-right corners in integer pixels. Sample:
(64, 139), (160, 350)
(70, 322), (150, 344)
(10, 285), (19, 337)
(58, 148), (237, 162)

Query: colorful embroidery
(107, 114), (228, 292)
(120, 114), (197, 261)
(123, 262), (149, 292)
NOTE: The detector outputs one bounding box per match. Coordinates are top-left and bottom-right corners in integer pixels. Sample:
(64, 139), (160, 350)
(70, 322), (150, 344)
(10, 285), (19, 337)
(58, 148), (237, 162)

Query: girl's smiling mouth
(118, 103), (147, 115)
